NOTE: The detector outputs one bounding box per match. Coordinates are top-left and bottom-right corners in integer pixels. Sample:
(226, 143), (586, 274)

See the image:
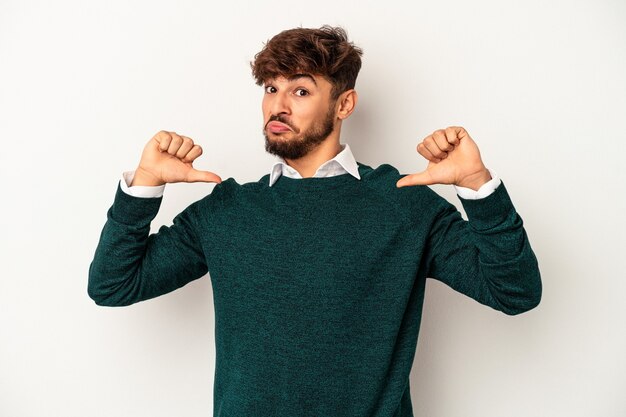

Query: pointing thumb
(396, 171), (433, 188)
(187, 168), (222, 184)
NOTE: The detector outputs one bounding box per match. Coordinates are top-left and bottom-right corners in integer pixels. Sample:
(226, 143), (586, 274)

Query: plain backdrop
(1, 0), (625, 416)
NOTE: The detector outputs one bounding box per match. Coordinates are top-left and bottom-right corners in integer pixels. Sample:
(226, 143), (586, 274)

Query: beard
(264, 105), (336, 160)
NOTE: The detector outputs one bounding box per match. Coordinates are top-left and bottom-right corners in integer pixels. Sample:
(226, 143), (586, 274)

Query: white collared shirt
(119, 143), (501, 199)
(268, 143), (361, 187)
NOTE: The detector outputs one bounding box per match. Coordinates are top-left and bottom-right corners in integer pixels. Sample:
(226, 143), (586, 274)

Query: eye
(264, 85), (277, 94)
(294, 88), (309, 97)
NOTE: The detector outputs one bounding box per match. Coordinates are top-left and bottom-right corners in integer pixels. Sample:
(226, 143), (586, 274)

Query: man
(88, 26), (541, 416)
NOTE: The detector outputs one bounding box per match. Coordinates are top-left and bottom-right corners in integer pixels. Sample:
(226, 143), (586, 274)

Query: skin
(131, 131), (222, 187)
(395, 126), (492, 190)
(261, 74), (357, 177)
(131, 74), (490, 191)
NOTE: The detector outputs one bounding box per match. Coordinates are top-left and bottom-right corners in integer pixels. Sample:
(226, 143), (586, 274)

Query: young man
(88, 26), (541, 417)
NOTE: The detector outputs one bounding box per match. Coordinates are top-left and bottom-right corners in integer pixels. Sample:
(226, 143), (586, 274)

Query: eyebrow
(286, 73), (318, 86)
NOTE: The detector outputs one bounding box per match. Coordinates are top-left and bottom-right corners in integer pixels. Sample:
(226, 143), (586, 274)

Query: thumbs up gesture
(131, 130), (222, 187)
(396, 126), (492, 190)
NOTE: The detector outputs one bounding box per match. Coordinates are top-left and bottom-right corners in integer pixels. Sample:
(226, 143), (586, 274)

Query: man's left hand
(396, 126), (492, 190)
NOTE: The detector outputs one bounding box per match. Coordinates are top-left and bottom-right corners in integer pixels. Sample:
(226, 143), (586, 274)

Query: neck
(284, 129), (343, 178)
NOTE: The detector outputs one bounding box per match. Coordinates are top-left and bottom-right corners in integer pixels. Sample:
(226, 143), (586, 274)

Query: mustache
(265, 114), (297, 132)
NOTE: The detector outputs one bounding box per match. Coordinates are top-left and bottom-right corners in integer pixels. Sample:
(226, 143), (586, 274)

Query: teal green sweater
(88, 162), (541, 417)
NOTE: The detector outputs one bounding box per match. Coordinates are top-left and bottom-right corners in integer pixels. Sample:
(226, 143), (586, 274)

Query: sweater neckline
(267, 162), (372, 192)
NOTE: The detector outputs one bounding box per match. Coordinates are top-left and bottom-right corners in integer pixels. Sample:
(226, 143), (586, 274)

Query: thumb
(186, 168), (222, 184)
(396, 171), (434, 188)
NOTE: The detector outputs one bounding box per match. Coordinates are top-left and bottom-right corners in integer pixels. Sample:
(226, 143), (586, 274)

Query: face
(262, 74), (337, 160)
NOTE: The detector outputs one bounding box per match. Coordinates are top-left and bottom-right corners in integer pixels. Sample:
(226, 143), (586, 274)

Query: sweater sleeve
(424, 181), (542, 315)
(87, 182), (209, 306)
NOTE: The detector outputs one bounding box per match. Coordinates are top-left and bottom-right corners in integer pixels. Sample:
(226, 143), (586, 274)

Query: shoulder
(357, 162), (447, 210)
(194, 175), (267, 209)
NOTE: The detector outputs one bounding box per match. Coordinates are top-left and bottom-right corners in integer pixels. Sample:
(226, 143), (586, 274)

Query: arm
(397, 126), (541, 314)
(424, 181), (541, 315)
(87, 130), (222, 306)
(87, 184), (208, 306)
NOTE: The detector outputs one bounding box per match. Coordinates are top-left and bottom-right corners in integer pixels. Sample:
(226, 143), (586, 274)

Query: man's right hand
(131, 130), (222, 187)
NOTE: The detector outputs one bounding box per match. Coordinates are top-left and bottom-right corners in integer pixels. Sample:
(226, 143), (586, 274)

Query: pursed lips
(267, 120), (293, 133)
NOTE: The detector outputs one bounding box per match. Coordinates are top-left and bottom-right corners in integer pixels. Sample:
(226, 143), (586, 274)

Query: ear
(335, 89), (358, 120)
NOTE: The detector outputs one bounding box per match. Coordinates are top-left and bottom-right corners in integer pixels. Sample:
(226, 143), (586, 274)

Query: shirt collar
(268, 143), (361, 187)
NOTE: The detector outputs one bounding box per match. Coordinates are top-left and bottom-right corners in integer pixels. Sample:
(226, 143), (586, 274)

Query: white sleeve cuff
(453, 168), (501, 200)
(120, 170), (165, 198)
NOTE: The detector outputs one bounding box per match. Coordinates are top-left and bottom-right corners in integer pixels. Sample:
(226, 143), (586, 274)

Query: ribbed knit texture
(88, 162), (542, 417)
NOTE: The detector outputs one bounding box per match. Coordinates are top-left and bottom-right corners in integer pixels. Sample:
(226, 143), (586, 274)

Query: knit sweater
(88, 162), (542, 417)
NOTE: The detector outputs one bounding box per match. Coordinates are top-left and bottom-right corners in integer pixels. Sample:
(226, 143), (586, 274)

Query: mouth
(266, 121), (293, 134)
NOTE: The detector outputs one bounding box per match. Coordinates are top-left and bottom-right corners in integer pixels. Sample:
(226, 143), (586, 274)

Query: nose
(268, 91), (290, 117)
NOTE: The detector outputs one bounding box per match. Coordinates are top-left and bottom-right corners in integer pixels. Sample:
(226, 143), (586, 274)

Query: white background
(1, 0), (625, 416)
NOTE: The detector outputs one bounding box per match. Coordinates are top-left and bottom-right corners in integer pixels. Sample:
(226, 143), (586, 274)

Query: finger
(430, 130), (450, 158)
(167, 132), (184, 155)
(435, 129), (455, 152)
(176, 136), (195, 159)
(186, 169), (222, 184)
(446, 126), (469, 145)
(396, 171), (433, 188)
(423, 136), (447, 160)
(154, 130), (172, 151)
(182, 144), (203, 163)
(444, 126), (462, 146)
(417, 143), (442, 163)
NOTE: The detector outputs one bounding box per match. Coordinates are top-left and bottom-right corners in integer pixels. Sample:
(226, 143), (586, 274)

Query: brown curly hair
(251, 25), (363, 100)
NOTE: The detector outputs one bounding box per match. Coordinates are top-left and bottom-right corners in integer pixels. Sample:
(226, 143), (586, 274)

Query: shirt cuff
(453, 168), (501, 200)
(120, 170), (166, 198)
